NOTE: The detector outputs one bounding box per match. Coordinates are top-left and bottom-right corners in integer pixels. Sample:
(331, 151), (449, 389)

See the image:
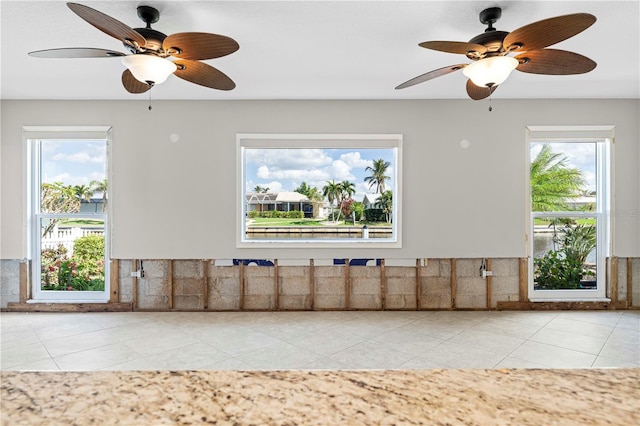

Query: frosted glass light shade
(463, 56), (519, 87)
(121, 55), (177, 85)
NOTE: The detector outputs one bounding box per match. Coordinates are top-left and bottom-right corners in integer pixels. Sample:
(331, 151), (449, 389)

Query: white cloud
(89, 171), (105, 181)
(246, 148), (333, 169)
(246, 147), (396, 195)
(257, 165), (332, 183)
(50, 172), (72, 182)
(52, 151), (105, 163)
(265, 181), (283, 193)
(257, 165), (270, 179)
(327, 160), (355, 181)
(339, 151), (371, 169)
(582, 170), (596, 191)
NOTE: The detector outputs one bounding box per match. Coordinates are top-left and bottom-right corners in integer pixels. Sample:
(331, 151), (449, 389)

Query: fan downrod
(137, 6), (160, 28)
(479, 7), (501, 32)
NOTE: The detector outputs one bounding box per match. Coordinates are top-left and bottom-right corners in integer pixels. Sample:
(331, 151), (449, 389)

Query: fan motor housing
(128, 27), (167, 53)
(469, 30), (509, 54)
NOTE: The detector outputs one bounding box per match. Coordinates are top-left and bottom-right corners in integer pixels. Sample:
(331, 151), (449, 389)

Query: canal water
(533, 233), (596, 263)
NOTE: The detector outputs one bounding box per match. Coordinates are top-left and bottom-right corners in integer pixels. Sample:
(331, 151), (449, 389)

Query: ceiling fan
(396, 7), (597, 102)
(28, 2), (239, 94)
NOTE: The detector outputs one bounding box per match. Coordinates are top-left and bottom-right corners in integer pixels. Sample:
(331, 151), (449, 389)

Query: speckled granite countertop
(2, 369), (638, 425)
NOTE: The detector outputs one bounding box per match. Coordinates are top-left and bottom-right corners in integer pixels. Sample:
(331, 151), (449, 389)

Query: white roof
(275, 192), (308, 203)
(362, 193), (380, 204)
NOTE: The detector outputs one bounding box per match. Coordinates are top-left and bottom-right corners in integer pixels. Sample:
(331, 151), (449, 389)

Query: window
(27, 127), (111, 302)
(527, 126), (612, 301)
(237, 134), (402, 248)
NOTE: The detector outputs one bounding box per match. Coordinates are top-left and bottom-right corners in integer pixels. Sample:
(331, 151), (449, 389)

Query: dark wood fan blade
(515, 49), (597, 75)
(163, 32), (239, 60)
(28, 48), (126, 58)
(466, 80), (497, 100)
(419, 41), (487, 57)
(503, 13), (596, 52)
(122, 69), (151, 93)
(67, 2), (146, 47)
(395, 64), (467, 90)
(173, 60), (235, 90)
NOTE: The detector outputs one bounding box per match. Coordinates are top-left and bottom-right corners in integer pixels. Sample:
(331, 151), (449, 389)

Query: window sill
(27, 299), (109, 304)
(528, 298), (611, 303)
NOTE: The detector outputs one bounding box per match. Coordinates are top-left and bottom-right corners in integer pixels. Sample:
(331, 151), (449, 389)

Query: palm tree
(253, 185), (269, 193)
(375, 190), (393, 223)
(74, 185), (93, 202)
(530, 144), (585, 211)
(306, 186), (323, 202)
(322, 180), (341, 222)
(90, 179), (108, 213)
(364, 159), (391, 194)
(339, 180), (355, 199)
(336, 180), (356, 221)
(295, 181), (323, 201)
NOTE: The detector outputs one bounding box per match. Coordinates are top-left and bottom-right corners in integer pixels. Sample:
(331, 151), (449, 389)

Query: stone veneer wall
(2, 258), (639, 310)
(0, 260), (22, 307)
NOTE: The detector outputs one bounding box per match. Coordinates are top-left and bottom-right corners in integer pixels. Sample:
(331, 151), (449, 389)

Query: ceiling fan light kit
(28, 2), (239, 94)
(396, 6), (597, 108)
(463, 56), (519, 88)
(121, 54), (177, 86)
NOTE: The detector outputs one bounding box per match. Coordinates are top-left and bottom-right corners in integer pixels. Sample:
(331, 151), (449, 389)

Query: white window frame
(236, 134), (402, 248)
(526, 126), (613, 301)
(26, 126), (111, 303)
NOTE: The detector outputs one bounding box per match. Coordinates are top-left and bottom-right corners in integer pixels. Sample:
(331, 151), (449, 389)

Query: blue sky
(244, 147), (395, 201)
(41, 140), (107, 188)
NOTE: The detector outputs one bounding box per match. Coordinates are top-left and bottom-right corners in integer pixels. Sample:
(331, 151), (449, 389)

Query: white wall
(1, 99), (638, 260)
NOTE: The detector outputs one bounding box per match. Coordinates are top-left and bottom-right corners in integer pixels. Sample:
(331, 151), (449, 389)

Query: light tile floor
(1, 310), (638, 371)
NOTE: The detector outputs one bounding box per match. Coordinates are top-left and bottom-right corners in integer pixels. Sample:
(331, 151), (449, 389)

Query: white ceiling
(1, 1), (639, 100)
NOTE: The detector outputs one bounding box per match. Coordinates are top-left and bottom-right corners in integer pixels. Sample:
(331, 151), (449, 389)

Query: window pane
(239, 136), (401, 246)
(530, 142), (596, 213)
(533, 217), (597, 290)
(40, 140), (108, 213)
(40, 217), (106, 291)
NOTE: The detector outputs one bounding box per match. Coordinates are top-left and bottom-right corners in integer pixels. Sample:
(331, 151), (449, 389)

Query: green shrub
(74, 235), (104, 261)
(248, 210), (259, 218)
(534, 249), (585, 289)
(364, 208), (386, 222)
(42, 236), (106, 291)
(352, 202), (365, 221)
(286, 210), (304, 218)
(562, 224), (596, 264)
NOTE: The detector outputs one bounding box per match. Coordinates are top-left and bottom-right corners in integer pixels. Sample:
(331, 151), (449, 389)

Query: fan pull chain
(148, 90), (152, 111)
(488, 87), (493, 112)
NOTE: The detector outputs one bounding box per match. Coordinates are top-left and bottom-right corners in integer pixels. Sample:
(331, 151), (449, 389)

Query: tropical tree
(322, 180), (341, 222)
(74, 185), (93, 202)
(364, 158), (391, 194)
(294, 181), (322, 201)
(253, 185), (269, 193)
(375, 190), (393, 223)
(340, 198), (356, 223)
(41, 182), (80, 236)
(336, 180), (356, 221)
(339, 180), (356, 199)
(530, 144), (585, 211)
(90, 179), (108, 213)
(352, 201), (365, 222)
